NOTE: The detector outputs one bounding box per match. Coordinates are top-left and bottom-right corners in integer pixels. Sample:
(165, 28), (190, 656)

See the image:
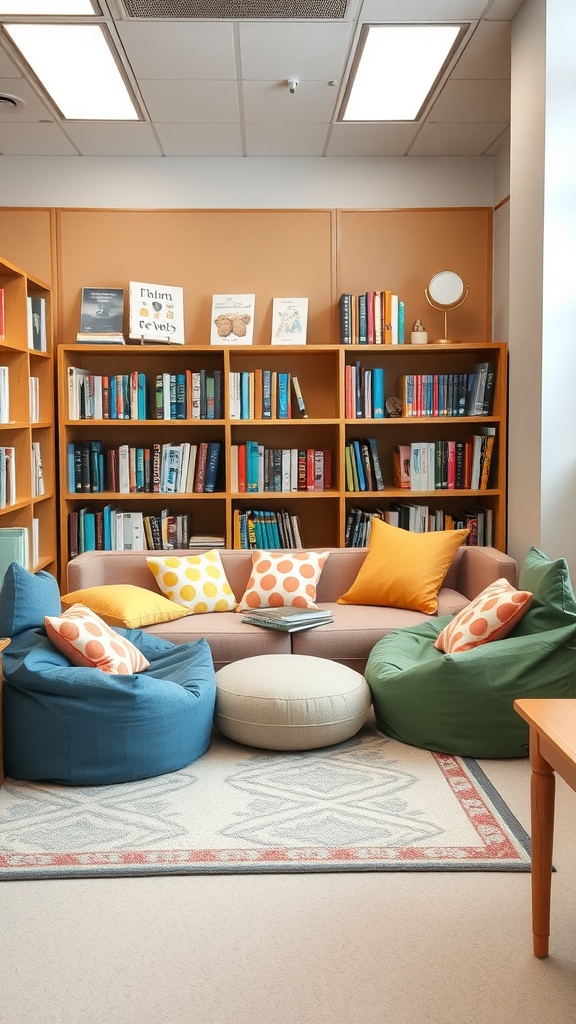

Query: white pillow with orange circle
(236, 550), (330, 612)
(146, 550), (237, 613)
(45, 604), (150, 675)
(434, 578), (533, 654)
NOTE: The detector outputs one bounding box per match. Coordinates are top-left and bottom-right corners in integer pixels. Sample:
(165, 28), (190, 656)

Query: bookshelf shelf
(0, 255), (56, 583)
(57, 339), (506, 567)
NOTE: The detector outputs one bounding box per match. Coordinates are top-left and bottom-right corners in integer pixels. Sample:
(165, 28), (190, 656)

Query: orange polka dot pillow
(237, 550), (330, 612)
(44, 604), (150, 675)
(434, 578), (533, 654)
(146, 550), (237, 614)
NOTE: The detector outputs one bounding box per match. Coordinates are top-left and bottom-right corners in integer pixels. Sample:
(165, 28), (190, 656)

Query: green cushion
(366, 548), (576, 758)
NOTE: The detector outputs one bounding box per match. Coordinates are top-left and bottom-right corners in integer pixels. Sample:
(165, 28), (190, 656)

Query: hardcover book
(271, 297), (308, 345)
(77, 287), (125, 342)
(210, 294), (255, 345)
(129, 281), (185, 345)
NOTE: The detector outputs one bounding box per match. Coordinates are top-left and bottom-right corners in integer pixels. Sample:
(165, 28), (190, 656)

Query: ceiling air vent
(121, 1), (348, 17)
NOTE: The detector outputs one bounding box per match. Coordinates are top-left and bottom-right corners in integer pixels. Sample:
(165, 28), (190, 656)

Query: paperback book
(241, 606), (333, 632)
(129, 281), (185, 345)
(211, 294), (255, 345)
(77, 287), (125, 343)
(271, 297), (308, 345)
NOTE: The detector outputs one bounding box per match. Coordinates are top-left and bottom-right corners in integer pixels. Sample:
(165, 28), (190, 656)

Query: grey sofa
(66, 545), (518, 674)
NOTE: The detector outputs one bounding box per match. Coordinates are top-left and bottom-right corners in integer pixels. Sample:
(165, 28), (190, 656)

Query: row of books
(66, 440), (222, 495)
(345, 504), (493, 548)
(67, 367), (223, 421)
(339, 291), (405, 346)
(229, 370), (307, 420)
(393, 430), (495, 492)
(0, 446), (16, 508)
(230, 443), (331, 494)
(344, 363), (385, 419)
(68, 506), (192, 557)
(399, 363), (495, 418)
(345, 438), (385, 492)
(233, 507), (303, 550)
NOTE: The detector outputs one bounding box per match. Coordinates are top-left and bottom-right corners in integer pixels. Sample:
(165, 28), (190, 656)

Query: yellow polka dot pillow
(434, 578), (533, 654)
(146, 550), (237, 614)
(237, 550), (330, 612)
(45, 604), (150, 675)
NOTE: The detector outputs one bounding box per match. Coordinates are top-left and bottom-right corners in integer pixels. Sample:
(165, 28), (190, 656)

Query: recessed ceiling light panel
(342, 24), (464, 122)
(0, 2), (95, 12)
(4, 24), (139, 120)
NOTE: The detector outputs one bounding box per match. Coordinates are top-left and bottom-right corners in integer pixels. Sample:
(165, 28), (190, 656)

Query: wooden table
(514, 698), (576, 958)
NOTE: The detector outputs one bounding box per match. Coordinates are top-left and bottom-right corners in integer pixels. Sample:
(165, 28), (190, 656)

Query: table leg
(530, 731), (555, 958)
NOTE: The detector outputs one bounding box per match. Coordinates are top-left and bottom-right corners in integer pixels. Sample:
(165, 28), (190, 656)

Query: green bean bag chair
(365, 547), (576, 758)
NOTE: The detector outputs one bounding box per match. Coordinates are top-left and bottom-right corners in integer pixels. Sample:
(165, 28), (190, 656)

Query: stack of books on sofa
(241, 607), (333, 632)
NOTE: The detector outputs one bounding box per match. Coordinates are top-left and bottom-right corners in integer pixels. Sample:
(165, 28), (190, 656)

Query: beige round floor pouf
(215, 654), (372, 750)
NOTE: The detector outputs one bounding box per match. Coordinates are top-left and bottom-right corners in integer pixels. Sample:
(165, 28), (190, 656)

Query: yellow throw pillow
(237, 550), (330, 612)
(146, 550), (236, 614)
(434, 578), (533, 653)
(60, 584), (190, 629)
(45, 604), (150, 675)
(338, 519), (469, 614)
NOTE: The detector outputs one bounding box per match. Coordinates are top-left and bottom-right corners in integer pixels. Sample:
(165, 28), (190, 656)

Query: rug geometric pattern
(0, 726), (531, 880)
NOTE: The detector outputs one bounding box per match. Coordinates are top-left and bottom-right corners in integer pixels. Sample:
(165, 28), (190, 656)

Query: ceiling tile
(139, 80), (240, 123)
(238, 22), (353, 80)
(428, 79), (510, 122)
(64, 122), (162, 156)
(452, 20), (511, 79)
(243, 80), (338, 124)
(359, 0), (488, 21)
(155, 122), (243, 156)
(0, 77), (56, 121)
(0, 47), (22, 78)
(409, 122), (509, 156)
(117, 22), (237, 81)
(0, 122), (77, 155)
(326, 122), (418, 156)
(485, 0), (525, 18)
(245, 122), (329, 157)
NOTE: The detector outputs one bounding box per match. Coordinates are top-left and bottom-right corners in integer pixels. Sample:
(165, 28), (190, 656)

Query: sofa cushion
(434, 578), (532, 654)
(0, 563), (61, 638)
(44, 603), (150, 674)
(337, 519), (469, 614)
(147, 550), (237, 613)
(60, 583), (191, 629)
(236, 550), (330, 612)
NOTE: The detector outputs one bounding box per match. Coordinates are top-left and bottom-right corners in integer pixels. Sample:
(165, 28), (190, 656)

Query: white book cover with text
(210, 294), (255, 345)
(129, 281), (185, 344)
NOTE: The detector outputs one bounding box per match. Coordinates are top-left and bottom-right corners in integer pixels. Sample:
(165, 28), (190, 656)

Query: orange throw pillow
(434, 578), (533, 653)
(45, 604), (150, 675)
(237, 550), (330, 612)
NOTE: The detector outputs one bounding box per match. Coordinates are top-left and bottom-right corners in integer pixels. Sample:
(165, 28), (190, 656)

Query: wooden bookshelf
(0, 255), (57, 581)
(57, 340), (507, 578)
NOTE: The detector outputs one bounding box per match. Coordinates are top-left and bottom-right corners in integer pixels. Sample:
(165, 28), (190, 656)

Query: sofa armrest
(455, 546), (518, 601)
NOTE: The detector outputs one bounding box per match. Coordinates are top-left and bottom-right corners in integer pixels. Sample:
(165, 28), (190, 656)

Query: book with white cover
(210, 294), (255, 345)
(0, 526), (29, 586)
(271, 297), (308, 345)
(129, 281), (185, 344)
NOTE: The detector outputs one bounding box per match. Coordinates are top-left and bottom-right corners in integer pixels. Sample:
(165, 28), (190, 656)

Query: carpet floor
(0, 722), (530, 880)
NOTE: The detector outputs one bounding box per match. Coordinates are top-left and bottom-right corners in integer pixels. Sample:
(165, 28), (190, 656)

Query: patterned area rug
(0, 723), (531, 880)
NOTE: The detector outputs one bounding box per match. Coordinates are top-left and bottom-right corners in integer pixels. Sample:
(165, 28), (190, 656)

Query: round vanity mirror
(425, 271), (469, 343)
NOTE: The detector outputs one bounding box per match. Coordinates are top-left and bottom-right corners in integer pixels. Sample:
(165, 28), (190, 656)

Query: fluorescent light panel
(343, 25), (461, 121)
(4, 24), (138, 119)
(0, 2), (94, 12)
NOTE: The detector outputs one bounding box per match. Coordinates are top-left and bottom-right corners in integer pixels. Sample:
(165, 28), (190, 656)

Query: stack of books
(241, 606), (333, 633)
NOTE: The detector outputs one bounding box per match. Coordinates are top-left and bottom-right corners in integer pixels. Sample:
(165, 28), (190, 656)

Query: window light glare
(343, 25), (460, 122)
(5, 24), (138, 120)
(0, 1), (94, 12)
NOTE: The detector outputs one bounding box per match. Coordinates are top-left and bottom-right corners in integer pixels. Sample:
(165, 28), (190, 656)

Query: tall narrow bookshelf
(57, 340), (507, 578)
(0, 255), (56, 582)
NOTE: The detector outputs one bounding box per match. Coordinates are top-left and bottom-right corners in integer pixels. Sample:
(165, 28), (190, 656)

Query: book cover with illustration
(210, 294), (255, 345)
(129, 282), (185, 344)
(271, 297), (308, 345)
(77, 287), (125, 342)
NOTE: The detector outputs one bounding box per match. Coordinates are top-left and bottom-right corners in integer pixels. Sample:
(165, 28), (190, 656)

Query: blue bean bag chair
(365, 547), (576, 758)
(0, 563), (216, 785)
